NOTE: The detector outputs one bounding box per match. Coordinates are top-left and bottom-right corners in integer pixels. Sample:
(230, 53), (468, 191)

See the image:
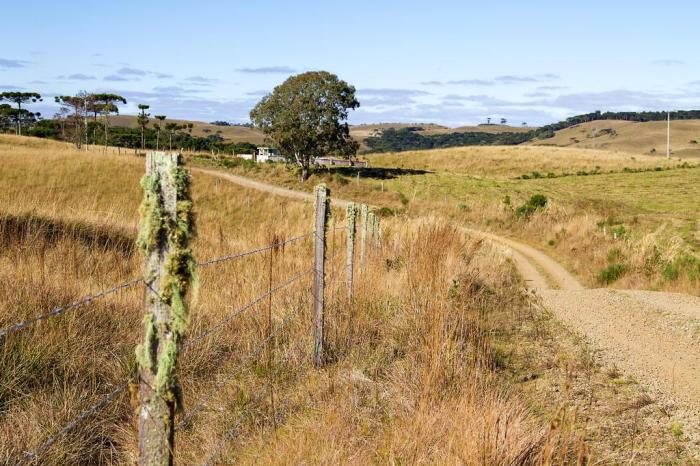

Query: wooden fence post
(359, 204), (368, 266)
(312, 184), (329, 368)
(367, 212), (376, 254)
(345, 203), (357, 302)
(136, 152), (196, 466)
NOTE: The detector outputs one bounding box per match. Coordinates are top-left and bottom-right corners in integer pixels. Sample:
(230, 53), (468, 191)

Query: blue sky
(2, 0), (699, 126)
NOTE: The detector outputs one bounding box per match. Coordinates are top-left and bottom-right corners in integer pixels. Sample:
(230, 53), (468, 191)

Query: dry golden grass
(367, 145), (683, 179)
(0, 136), (587, 464)
(531, 119), (700, 158)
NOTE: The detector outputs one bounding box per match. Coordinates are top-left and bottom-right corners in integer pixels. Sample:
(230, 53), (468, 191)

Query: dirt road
(195, 167), (700, 420)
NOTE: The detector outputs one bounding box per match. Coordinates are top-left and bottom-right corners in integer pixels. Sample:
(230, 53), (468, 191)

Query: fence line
(182, 266), (314, 350)
(8, 152), (382, 465)
(20, 265), (314, 465)
(0, 278), (143, 339)
(0, 232), (317, 339)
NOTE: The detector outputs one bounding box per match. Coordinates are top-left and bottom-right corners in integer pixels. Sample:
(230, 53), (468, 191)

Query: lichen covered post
(136, 152), (196, 465)
(312, 184), (329, 368)
(359, 204), (368, 267)
(345, 203), (357, 302)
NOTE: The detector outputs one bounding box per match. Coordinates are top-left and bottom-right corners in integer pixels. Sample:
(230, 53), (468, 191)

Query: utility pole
(667, 111), (671, 159)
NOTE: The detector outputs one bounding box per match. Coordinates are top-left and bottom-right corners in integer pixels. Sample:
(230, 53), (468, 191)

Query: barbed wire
(177, 301), (304, 432)
(22, 381), (130, 464)
(0, 279), (142, 339)
(197, 308), (303, 466)
(196, 231), (314, 268)
(183, 266), (314, 350)
(1, 232), (316, 339)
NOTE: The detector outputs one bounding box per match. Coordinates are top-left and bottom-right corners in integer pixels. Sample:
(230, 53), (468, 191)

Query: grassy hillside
(110, 115), (267, 145)
(532, 119), (700, 157)
(193, 144), (700, 292)
(2, 135), (692, 463)
(0, 135), (565, 463)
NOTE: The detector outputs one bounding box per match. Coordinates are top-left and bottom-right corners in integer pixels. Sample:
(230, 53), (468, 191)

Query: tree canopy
(250, 71), (360, 180)
(0, 91), (42, 135)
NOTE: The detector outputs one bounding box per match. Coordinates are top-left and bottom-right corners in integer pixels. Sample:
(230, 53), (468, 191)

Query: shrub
(457, 203), (470, 212)
(502, 195), (511, 206)
(398, 192), (409, 207)
(375, 206), (396, 218)
(599, 263), (628, 284)
(663, 254), (700, 281)
(611, 225), (627, 239)
(515, 194), (547, 219)
(607, 248), (622, 262)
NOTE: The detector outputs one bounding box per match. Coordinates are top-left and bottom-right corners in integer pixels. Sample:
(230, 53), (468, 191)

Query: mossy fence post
(345, 203), (357, 302)
(136, 152), (196, 466)
(359, 204), (368, 267)
(312, 184), (329, 368)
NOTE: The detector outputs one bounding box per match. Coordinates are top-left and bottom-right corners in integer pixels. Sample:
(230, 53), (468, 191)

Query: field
(2, 135), (696, 463)
(191, 144), (700, 293)
(531, 119), (700, 158)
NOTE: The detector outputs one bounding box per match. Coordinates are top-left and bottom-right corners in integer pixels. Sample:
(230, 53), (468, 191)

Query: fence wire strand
(1, 232), (315, 339)
(196, 231), (314, 268)
(177, 302), (305, 432)
(23, 381), (130, 464)
(0, 279), (142, 339)
(183, 266), (314, 350)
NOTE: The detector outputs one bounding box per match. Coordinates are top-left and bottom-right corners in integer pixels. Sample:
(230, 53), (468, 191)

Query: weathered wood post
(136, 152), (196, 465)
(312, 184), (329, 368)
(359, 204), (368, 266)
(373, 214), (382, 247)
(345, 203), (357, 302)
(367, 212), (376, 255)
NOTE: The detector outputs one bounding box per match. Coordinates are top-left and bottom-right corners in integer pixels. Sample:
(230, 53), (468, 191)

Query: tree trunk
(17, 102), (21, 136)
(300, 164), (309, 181)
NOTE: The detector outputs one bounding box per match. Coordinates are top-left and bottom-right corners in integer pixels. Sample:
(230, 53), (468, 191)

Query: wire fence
(5, 172), (379, 465)
(11, 214), (368, 464)
(0, 232), (320, 340)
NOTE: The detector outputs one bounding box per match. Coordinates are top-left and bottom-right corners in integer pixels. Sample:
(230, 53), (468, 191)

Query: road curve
(194, 166), (700, 420)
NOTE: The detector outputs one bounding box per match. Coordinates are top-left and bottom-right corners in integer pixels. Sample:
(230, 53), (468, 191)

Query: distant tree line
(0, 89), (259, 154)
(364, 127), (533, 153)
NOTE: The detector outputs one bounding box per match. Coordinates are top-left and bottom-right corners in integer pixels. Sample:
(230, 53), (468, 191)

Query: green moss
(155, 337), (178, 398)
(137, 160), (198, 405)
(137, 173), (165, 253)
(346, 203), (357, 243)
(135, 312), (156, 371)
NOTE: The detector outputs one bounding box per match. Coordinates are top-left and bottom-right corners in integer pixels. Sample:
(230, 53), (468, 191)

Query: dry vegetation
(530, 119), (700, 158)
(188, 143), (700, 294)
(366, 145), (684, 179)
(1, 136), (696, 463)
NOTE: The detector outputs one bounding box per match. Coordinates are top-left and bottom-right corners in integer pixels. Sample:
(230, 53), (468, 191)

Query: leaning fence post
(312, 184), (329, 368)
(359, 204), (368, 266)
(345, 203), (357, 302)
(136, 152), (196, 466)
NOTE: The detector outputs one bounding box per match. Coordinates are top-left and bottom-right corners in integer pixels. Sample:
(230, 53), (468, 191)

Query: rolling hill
(531, 119), (700, 158)
(110, 115), (534, 147)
